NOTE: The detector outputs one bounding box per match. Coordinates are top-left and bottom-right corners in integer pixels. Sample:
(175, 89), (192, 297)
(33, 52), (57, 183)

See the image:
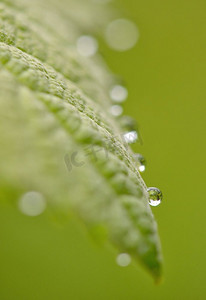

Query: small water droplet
(120, 116), (143, 145)
(18, 191), (46, 216)
(134, 153), (146, 172)
(116, 253), (131, 267)
(110, 104), (123, 117)
(147, 187), (162, 207)
(109, 85), (128, 103)
(76, 35), (98, 57)
(123, 130), (138, 144)
(120, 116), (137, 131)
(105, 19), (139, 51)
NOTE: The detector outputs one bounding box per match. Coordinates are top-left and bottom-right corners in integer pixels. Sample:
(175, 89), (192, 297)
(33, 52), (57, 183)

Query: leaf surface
(0, 0), (162, 279)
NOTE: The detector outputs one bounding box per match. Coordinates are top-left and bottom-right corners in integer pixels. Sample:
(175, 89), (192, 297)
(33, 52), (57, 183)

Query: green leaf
(0, 0), (162, 279)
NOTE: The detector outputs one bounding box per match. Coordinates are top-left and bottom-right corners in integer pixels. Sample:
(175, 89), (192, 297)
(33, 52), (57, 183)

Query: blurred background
(0, 0), (206, 299)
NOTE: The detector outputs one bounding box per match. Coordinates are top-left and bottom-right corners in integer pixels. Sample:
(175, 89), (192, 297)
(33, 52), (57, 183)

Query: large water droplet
(110, 104), (123, 117)
(147, 187), (162, 207)
(116, 253), (131, 267)
(105, 19), (139, 51)
(109, 85), (128, 103)
(134, 153), (146, 172)
(18, 191), (46, 216)
(76, 35), (98, 57)
(123, 130), (138, 144)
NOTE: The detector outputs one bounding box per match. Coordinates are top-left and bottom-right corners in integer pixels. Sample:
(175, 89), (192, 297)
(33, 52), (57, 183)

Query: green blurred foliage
(0, 0), (206, 299)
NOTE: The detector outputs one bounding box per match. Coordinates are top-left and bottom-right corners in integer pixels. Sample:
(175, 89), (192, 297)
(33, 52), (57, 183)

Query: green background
(0, 0), (206, 299)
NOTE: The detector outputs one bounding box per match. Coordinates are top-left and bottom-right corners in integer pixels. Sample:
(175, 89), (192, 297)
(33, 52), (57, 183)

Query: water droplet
(123, 130), (138, 144)
(109, 85), (128, 103)
(120, 116), (143, 145)
(105, 19), (139, 51)
(116, 253), (131, 267)
(110, 104), (123, 117)
(134, 153), (146, 172)
(147, 187), (162, 207)
(120, 116), (137, 131)
(18, 191), (46, 216)
(76, 35), (98, 57)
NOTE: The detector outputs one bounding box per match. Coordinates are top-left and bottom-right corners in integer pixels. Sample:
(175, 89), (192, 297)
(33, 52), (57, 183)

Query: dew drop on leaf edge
(123, 130), (138, 144)
(133, 153), (146, 172)
(147, 187), (162, 207)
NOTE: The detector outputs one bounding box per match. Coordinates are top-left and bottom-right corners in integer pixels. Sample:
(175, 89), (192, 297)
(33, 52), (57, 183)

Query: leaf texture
(0, 0), (162, 279)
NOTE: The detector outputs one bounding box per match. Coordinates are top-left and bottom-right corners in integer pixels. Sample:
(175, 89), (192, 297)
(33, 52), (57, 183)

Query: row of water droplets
(17, 0), (162, 268)
(75, 14), (147, 171)
(109, 85), (163, 208)
(76, 3), (162, 267)
(76, 0), (163, 268)
(77, 7), (163, 204)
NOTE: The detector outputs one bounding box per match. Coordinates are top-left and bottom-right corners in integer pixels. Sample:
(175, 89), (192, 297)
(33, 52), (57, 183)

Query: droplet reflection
(133, 153), (146, 172)
(116, 253), (131, 267)
(123, 130), (138, 144)
(147, 187), (163, 207)
(76, 35), (98, 57)
(18, 191), (46, 216)
(139, 165), (146, 172)
(105, 19), (139, 51)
